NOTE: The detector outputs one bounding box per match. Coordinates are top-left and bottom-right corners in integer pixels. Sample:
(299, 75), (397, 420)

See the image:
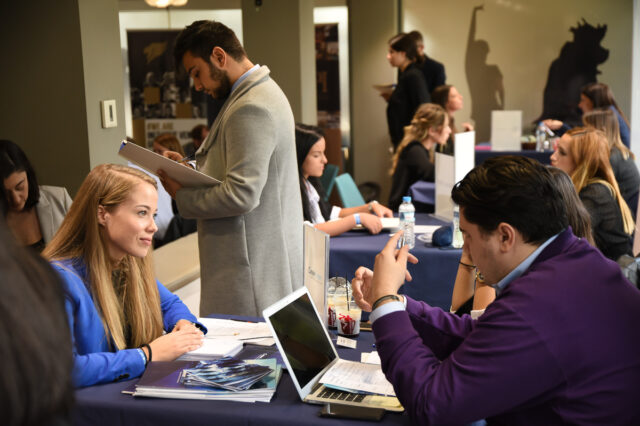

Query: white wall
(315, 6), (351, 147)
(404, 0), (633, 141)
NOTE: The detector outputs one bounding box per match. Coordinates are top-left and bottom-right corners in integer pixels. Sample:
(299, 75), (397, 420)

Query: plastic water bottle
(398, 196), (415, 249)
(535, 122), (546, 152)
(452, 205), (463, 248)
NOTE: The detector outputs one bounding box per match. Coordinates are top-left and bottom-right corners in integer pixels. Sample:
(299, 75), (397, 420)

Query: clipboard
(118, 140), (220, 187)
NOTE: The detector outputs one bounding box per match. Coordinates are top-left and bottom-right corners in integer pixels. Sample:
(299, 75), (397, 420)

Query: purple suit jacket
(373, 229), (640, 424)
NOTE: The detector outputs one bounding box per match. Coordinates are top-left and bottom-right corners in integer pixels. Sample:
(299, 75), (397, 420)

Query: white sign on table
(434, 131), (475, 221)
(303, 223), (329, 326)
(491, 110), (522, 151)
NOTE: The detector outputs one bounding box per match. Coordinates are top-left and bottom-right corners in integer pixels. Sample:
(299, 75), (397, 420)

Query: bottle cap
(402, 196), (411, 203)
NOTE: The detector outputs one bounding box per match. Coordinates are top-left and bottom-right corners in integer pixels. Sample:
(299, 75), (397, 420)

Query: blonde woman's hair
(566, 127), (634, 235)
(582, 109), (634, 160)
(43, 164), (163, 350)
(390, 103), (448, 175)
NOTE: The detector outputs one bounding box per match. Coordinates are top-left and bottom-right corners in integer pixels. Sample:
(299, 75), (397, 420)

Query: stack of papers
(360, 351), (381, 365)
(177, 339), (243, 361)
(353, 217), (400, 231)
(133, 358), (282, 403)
(199, 318), (275, 346)
(320, 359), (396, 397)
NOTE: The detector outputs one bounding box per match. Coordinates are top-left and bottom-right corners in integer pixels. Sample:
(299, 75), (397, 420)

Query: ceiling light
(145, 0), (188, 8)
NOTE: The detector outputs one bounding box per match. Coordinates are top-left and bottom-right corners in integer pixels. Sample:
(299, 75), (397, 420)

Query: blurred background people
(0, 218), (73, 426)
(146, 134), (197, 247)
(152, 133), (185, 158)
(183, 124), (209, 158)
(44, 164), (205, 387)
(432, 84), (474, 153)
(388, 103), (451, 211)
(544, 82), (630, 147)
(295, 124), (392, 236)
(0, 140), (72, 252)
(583, 108), (639, 214)
(385, 32), (430, 151)
(551, 128), (633, 260)
(406, 30), (446, 95)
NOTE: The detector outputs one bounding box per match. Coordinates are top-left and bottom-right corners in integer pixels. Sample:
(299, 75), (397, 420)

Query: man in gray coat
(161, 20), (303, 317)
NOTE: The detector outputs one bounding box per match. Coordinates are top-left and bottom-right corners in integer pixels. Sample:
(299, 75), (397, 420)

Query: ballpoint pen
(178, 153), (196, 163)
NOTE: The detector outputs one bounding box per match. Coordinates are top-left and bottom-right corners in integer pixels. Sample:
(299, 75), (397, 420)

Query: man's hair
(451, 156), (568, 244)
(174, 20), (246, 72)
(190, 124), (209, 142)
(407, 30), (424, 44)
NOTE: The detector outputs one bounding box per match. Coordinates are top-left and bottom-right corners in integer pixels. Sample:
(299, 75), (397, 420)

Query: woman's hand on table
(370, 202), (393, 218)
(148, 327), (204, 362)
(172, 319), (198, 332)
(360, 213), (383, 234)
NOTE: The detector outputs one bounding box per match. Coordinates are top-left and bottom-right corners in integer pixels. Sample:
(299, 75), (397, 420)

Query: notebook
(118, 140), (220, 187)
(263, 287), (403, 412)
(352, 217), (400, 231)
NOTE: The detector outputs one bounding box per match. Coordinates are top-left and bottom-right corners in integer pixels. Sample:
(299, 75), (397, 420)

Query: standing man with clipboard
(159, 20), (302, 317)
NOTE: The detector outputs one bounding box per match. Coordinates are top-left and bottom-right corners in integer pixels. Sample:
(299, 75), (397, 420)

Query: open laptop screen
(268, 292), (336, 389)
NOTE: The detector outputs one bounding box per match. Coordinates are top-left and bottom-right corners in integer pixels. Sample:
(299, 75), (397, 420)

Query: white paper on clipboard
(118, 140), (220, 187)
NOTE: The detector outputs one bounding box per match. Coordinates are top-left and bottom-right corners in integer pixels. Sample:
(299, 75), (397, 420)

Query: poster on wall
(315, 24), (340, 130)
(145, 118), (207, 148)
(127, 30), (208, 145)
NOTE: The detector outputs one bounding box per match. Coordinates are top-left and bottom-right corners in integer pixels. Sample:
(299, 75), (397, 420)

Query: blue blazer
(52, 258), (203, 387)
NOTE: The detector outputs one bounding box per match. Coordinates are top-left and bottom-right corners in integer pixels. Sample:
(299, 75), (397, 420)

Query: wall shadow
(536, 19), (608, 127)
(465, 5), (504, 143)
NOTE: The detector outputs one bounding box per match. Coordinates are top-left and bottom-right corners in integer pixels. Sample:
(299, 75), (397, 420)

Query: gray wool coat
(176, 66), (303, 317)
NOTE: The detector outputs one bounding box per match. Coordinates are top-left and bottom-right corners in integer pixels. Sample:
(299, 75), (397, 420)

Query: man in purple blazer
(353, 156), (640, 424)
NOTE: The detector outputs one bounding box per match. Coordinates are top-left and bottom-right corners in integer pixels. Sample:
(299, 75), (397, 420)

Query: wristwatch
(367, 200), (379, 213)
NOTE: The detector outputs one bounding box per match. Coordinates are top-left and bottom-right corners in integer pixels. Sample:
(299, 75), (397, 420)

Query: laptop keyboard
(318, 388), (366, 403)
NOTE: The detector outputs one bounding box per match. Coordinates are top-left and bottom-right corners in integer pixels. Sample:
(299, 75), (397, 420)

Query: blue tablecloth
(404, 150), (551, 213)
(329, 214), (462, 311)
(408, 181), (435, 212)
(72, 314), (411, 426)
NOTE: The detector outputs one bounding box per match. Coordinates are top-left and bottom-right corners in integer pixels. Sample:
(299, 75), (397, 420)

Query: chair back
(335, 173), (366, 208)
(319, 164), (339, 201)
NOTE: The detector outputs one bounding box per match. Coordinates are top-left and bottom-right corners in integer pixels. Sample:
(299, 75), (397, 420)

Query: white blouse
(304, 180), (341, 224)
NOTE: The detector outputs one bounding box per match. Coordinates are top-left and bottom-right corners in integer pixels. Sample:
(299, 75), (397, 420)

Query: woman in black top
(388, 103), (451, 211)
(385, 33), (430, 150)
(583, 109), (640, 214)
(551, 127), (634, 260)
(295, 124), (393, 236)
(431, 84), (475, 155)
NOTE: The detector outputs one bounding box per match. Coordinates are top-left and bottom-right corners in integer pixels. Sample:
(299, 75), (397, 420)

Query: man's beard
(209, 63), (231, 99)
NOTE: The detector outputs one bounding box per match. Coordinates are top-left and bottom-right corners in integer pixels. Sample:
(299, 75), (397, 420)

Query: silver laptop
(263, 287), (403, 412)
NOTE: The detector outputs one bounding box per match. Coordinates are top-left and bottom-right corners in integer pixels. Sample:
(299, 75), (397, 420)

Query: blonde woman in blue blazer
(45, 164), (205, 387)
